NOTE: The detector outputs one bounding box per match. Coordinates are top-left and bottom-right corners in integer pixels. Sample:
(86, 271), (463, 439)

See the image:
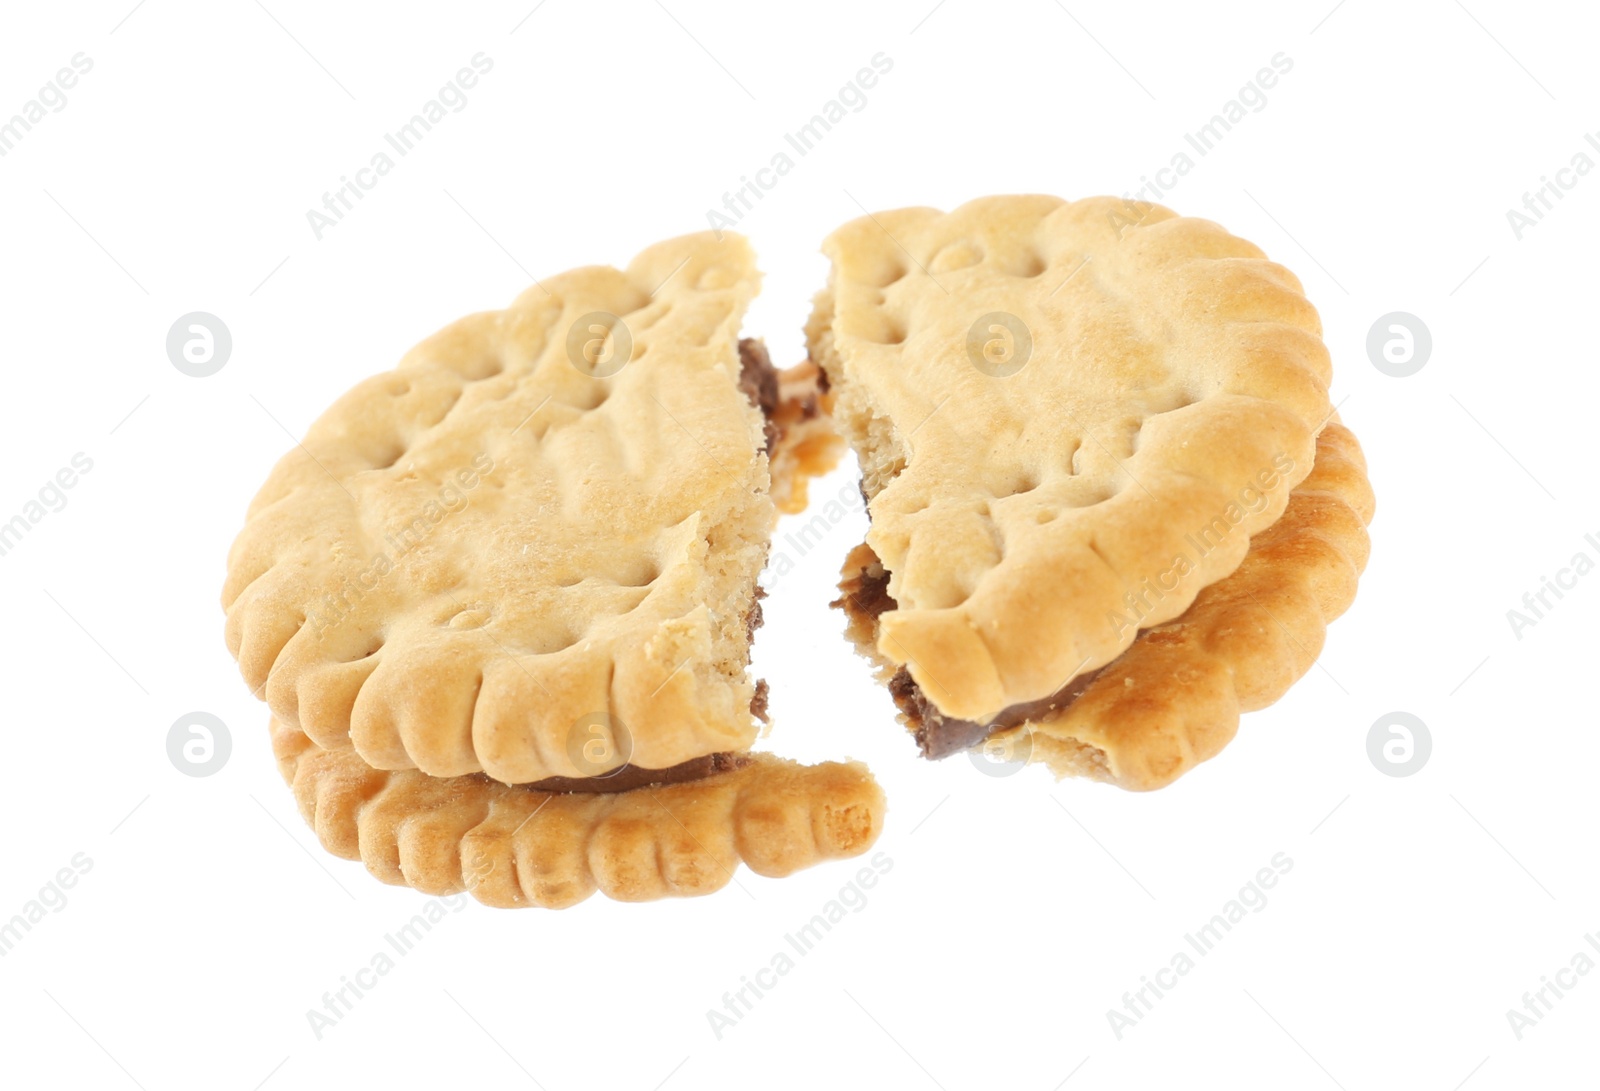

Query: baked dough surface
(225, 233), (773, 783)
(809, 195), (1333, 720)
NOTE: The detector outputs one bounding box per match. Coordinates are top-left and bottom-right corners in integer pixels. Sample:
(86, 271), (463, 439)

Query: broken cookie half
(224, 231), (879, 904)
(814, 195), (1373, 790)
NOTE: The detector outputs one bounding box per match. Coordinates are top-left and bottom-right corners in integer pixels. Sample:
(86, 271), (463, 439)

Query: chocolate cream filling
(516, 339), (782, 794)
(519, 751), (753, 794)
(737, 337), (781, 453)
(837, 548), (1102, 762)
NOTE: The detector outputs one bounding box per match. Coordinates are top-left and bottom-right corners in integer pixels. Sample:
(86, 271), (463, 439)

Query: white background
(1, 1), (1595, 1087)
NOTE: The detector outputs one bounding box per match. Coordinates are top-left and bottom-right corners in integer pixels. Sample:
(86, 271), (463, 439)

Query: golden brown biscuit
(229, 232), (885, 905)
(270, 718), (886, 906)
(840, 420), (1374, 790)
(809, 195), (1333, 724)
(225, 233), (777, 784)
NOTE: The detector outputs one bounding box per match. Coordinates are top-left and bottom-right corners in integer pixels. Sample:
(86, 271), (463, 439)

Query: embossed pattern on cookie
(839, 420), (1373, 790)
(809, 195), (1335, 724)
(224, 234), (778, 784)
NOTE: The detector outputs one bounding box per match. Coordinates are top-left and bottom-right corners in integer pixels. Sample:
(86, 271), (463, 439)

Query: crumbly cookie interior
(515, 338), (840, 794)
(805, 285), (905, 503)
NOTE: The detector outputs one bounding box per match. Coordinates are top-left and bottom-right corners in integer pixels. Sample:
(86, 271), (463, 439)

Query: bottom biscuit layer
(269, 718), (886, 907)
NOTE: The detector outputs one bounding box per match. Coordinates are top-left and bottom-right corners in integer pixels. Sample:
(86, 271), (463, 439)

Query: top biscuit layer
(223, 232), (771, 784)
(808, 195), (1332, 721)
